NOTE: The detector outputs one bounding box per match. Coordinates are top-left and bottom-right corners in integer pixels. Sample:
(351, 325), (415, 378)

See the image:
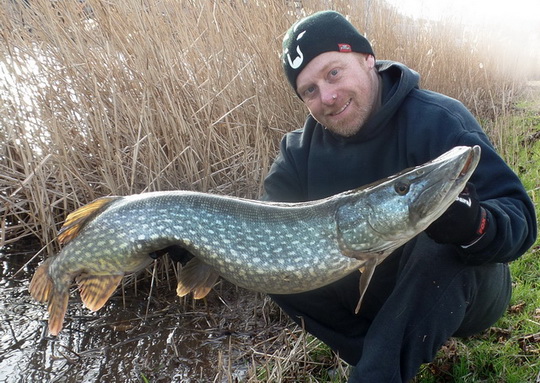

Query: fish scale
(29, 145), (481, 335)
(110, 192), (363, 292)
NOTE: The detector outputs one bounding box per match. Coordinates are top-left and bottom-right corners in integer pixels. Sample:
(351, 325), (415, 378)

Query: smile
(331, 99), (351, 116)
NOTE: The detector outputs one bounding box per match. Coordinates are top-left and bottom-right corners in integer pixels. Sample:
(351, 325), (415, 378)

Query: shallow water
(0, 247), (285, 383)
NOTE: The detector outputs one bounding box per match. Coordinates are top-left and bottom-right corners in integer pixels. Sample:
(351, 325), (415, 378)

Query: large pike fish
(29, 145), (480, 335)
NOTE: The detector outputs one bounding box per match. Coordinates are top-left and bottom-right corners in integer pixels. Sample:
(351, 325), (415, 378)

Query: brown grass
(1, 0), (298, 249)
(0, 0), (531, 249)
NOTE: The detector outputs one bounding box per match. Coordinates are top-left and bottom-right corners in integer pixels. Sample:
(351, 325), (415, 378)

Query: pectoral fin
(355, 258), (378, 314)
(176, 258), (220, 299)
(76, 273), (123, 311)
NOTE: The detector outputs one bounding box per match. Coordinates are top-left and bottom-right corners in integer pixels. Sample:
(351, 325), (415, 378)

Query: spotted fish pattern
(29, 146), (481, 335)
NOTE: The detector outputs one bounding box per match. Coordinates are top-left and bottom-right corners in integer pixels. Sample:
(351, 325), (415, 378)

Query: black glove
(425, 182), (488, 246)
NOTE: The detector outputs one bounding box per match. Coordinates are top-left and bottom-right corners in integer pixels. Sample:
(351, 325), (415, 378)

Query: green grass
(412, 91), (540, 383)
(290, 92), (540, 383)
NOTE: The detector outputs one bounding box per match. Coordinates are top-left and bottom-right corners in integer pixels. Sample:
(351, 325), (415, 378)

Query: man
(264, 10), (537, 382)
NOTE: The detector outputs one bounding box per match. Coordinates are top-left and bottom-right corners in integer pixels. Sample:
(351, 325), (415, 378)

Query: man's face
(296, 51), (379, 137)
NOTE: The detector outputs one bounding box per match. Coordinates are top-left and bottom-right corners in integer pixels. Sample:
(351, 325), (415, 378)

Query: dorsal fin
(58, 196), (122, 244)
(176, 257), (220, 299)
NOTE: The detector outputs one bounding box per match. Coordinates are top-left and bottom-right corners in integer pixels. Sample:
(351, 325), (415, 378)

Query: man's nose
(320, 85), (337, 105)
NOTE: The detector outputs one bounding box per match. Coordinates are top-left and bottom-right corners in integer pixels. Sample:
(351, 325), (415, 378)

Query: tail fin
(29, 259), (54, 302)
(48, 287), (70, 336)
(58, 196), (121, 245)
(29, 259), (71, 336)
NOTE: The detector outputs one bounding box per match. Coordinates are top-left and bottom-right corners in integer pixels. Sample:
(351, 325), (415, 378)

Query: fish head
(336, 145), (481, 257)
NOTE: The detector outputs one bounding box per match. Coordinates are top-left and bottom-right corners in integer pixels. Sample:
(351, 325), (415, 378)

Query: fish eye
(394, 181), (410, 195)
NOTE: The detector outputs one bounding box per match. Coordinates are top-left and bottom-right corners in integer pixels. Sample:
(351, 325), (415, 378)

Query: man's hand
(425, 182), (488, 246)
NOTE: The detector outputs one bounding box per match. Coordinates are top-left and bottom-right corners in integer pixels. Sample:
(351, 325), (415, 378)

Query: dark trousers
(270, 234), (512, 383)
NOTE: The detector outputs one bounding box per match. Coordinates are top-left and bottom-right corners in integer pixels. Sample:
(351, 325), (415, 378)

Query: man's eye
(303, 86), (316, 97)
(330, 69), (339, 77)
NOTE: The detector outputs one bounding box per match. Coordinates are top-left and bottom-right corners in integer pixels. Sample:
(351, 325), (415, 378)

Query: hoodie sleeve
(455, 133), (537, 265)
(403, 91), (537, 264)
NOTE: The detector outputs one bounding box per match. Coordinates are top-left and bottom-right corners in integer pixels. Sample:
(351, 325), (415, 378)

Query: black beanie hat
(282, 10), (374, 92)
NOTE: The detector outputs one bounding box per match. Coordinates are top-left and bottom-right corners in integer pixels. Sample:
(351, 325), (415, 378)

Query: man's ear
(366, 54), (375, 69)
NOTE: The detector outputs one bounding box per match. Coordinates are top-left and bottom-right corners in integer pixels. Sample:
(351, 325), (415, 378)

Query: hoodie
(263, 60), (537, 264)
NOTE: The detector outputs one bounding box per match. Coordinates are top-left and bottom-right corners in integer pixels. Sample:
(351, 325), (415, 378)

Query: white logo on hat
(287, 46), (304, 69)
(286, 30), (306, 70)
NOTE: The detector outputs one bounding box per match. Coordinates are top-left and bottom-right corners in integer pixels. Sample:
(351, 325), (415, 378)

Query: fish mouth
(424, 145), (480, 185)
(459, 149), (475, 178)
(408, 145), (481, 226)
(452, 145), (480, 186)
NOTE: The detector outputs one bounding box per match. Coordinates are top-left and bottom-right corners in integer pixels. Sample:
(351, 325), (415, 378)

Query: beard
(317, 101), (373, 137)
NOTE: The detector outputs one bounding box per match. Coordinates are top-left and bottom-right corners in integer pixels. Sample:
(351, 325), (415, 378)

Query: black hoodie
(263, 61), (537, 264)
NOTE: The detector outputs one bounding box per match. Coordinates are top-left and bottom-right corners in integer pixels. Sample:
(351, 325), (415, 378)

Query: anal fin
(176, 257), (220, 299)
(76, 273), (123, 311)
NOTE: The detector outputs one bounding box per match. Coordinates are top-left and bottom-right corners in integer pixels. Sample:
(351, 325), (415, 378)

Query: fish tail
(29, 258), (70, 335)
(48, 286), (70, 336)
(29, 258), (54, 302)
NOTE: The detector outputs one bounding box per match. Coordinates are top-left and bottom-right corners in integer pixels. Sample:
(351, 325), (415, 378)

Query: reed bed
(1, 0), (299, 249)
(1, 1), (538, 382)
(0, 0), (531, 249)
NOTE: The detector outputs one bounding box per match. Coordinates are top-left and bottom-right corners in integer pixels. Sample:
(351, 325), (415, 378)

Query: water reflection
(0, 248), (285, 383)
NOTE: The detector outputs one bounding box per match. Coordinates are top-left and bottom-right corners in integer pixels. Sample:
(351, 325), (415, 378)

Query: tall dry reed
(1, 0), (300, 249)
(0, 0), (530, 250)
